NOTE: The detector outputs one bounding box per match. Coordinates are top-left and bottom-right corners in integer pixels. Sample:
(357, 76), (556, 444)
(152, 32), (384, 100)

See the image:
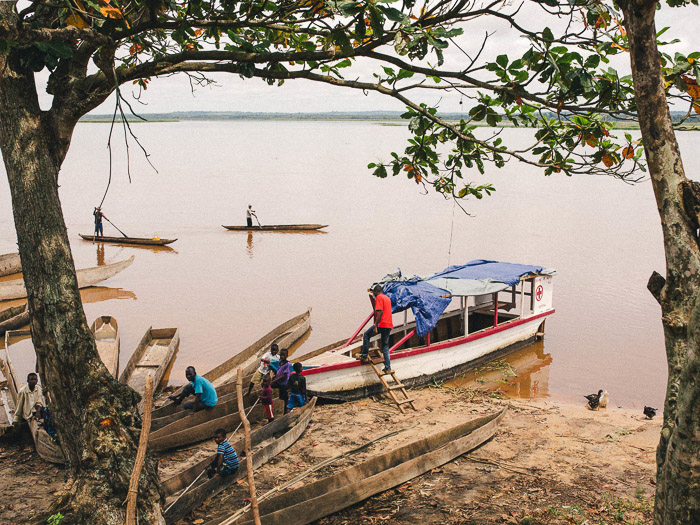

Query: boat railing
(342, 312), (374, 348)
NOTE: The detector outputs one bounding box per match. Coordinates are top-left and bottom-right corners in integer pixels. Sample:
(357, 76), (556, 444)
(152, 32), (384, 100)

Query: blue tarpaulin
(382, 280), (452, 338)
(427, 259), (546, 286)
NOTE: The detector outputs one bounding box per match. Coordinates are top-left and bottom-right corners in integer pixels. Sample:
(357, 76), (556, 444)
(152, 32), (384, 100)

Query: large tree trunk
(0, 35), (164, 525)
(621, 1), (700, 523)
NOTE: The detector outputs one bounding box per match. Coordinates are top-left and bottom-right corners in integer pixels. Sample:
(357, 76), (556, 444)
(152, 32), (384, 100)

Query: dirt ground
(0, 383), (660, 525)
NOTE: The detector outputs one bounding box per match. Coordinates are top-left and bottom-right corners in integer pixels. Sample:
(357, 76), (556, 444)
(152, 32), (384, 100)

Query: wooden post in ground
(126, 373), (154, 525)
(237, 367), (261, 525)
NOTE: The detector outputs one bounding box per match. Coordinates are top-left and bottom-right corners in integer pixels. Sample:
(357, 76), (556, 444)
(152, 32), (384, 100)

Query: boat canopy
(381, 260), (555, 337)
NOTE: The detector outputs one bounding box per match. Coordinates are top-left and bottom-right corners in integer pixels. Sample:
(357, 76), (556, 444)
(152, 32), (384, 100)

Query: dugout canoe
(0, 252), (21, 277)
(79, 234), (177, 246)
(0, 255), (135, 301)
(119, 327), (179, 403)
(221, 224), (327, 232)
(216, 409), (505, 525)
(0, 304), (29, 336)
(163, 398), (316, 524)
(151, 308), (311, 421)
(90, 316), (120, 378)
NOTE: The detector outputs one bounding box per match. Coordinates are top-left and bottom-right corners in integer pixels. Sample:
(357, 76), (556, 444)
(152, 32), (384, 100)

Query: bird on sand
(598, 390), (609, 408)
(643, 406), (657, 419)
(584, 390), (603, 410)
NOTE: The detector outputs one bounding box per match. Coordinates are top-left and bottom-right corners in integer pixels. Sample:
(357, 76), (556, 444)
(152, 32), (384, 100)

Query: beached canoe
(0, 255), (135, 302)
(0, 253), (21, 277)
(0, 304), (29, 336)
(90, 316), (120, 378)
(119, 327), (179, 402)
(79, 234), (177, 246)
(163, 398), (316, 524)
(216, 409), (505, 525)
(0, 358), (16, 437)
(302, 260), (556, 402)
(221, 224), (327, 231)
(152, 308), (311, 421)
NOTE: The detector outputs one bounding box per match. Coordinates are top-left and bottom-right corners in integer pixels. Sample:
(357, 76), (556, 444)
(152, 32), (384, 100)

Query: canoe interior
(79, 234), (177, 246)
(91, 316), (120, 378)
(234, 410), (504, 525)
(0, 252), (21, 277)
(29, 419), (65, 464)
(119, 327), (179, 397)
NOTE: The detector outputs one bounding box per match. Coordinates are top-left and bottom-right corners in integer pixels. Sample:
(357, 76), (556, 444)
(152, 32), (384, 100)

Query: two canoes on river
(0, 255), (135, 301)
(162, 398), (316, 524)
(152, 308), (311, 421)
(0, 253), (21, 277)
(0, 304), (29, 336)
(90, 316), (120, 378)
(302, 260), (556, 402)
(119, 327), (179, 402)
(215, 409), (505, 525)
(79, 234), (177, 246)
(221, 224), (328, 232)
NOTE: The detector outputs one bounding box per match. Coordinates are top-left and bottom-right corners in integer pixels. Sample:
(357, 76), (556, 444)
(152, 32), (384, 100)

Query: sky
(32, 2), (700, 115)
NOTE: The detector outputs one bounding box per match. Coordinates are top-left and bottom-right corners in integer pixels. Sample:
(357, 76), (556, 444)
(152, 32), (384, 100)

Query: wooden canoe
(0, 304), (29, 336)
(119, 327), (179, 402)
(220, 409), (505, 525)
(0, 252), (21, 277)
(163, 398), (316, 524)
(0, 359), (17, 437)
(152, 308), (311, 421)
(221, 224), (328, 232)
(90, 316), (120, 378)
(79, 234), (177, 246)
(0, 255), (135, 301)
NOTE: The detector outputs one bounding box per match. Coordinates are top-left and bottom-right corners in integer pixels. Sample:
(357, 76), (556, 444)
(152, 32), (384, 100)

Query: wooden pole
(125, 373), (154, 525)
(237, 367), (261, 525)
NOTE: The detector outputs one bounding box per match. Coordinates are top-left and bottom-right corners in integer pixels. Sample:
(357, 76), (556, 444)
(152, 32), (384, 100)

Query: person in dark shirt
(270, 348), (292, 414)
(93, 207), (107, 237)
(286, 362), (307, 412)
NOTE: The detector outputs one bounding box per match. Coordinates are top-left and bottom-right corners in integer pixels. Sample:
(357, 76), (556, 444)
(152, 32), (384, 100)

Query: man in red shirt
(360, 284), (394, 373)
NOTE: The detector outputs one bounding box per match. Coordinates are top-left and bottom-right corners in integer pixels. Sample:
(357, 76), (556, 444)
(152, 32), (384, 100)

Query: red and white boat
(302, 260), (556, 401)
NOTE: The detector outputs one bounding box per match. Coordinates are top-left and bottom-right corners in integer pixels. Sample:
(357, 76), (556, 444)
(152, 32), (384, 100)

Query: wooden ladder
(367, 349), (416, 413)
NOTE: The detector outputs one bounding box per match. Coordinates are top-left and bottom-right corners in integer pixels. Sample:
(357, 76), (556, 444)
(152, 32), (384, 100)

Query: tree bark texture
(0, 5), (163, 523)
(621, 1), (700, 523)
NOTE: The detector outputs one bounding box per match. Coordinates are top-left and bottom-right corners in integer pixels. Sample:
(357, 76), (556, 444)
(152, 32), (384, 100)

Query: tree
(0, 0), (697, 522)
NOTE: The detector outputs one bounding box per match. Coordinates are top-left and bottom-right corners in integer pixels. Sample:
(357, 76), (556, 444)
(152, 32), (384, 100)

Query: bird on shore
(584, 390), (604, 410)
(598, 390), (609, 408)
(643, 406), (657, 419)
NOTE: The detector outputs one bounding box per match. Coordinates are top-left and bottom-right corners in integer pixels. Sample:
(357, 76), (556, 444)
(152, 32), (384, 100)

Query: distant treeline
(80, 110), (700, 123)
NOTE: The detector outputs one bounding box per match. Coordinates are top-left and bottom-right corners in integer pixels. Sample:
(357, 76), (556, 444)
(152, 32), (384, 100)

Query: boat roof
(381, 260), (555, 337)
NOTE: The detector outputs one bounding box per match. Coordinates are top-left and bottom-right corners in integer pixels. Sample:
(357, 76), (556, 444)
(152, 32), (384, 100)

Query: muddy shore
(0, 383), (660, 525)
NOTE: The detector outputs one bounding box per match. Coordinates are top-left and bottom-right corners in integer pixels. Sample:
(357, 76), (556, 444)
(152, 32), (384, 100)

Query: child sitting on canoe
(270, 348), (292, 414)
(286, 362), (307, 412)
(208, 428), (240, 478)
(260, 375), (274, 423)
(246, 343), (280, 396)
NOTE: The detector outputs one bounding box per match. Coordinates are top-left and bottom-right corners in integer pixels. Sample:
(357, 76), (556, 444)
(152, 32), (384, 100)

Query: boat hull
(0, 305), (29, 336)
(305, 312), (552, 402)
(222, 224), (327, 231)
(79, 234), (177, 246)
(0, 253), (21, 277)
(91, 316), (120, 378)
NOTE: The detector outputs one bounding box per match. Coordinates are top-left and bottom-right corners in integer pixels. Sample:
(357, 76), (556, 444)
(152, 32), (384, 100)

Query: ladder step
(397, 398), (415, 405)
(388, 385), (405, 391)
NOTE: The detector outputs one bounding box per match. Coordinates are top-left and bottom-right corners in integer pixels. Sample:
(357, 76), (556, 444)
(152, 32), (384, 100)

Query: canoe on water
(79, 234), (177, 246)
(90, 316), (120, 378)
(119, 327), (179, 403)
(152, 308), (311, 422)
(0, 255), (135, 301)
(215, 409), (505, 525)
(0, 253), (21, 277)
(221, 224), (328, 232)
(162, 398), (316, 524)
(0, 304), (29, 336)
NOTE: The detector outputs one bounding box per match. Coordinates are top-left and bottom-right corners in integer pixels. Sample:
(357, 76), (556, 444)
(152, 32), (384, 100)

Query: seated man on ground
(246, 343), (279, 396)
(168, 366), (218, 412)
(286, 362), (307, 412)
(208, 428), (240, 478)
(12, 372), (44, 425)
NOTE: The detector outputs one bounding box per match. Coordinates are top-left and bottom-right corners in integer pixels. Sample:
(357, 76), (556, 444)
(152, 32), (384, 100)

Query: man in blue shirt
(168, 366), (218, 412)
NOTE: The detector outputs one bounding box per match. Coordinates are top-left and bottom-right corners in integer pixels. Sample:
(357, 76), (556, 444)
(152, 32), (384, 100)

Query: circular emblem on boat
(535, 285), (543, 301)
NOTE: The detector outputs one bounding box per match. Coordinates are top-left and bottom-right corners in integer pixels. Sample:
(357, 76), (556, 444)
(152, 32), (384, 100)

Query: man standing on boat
(246, 205), (258, 227)
(93, 206), (107, 237)
(360, 284), (394, 373)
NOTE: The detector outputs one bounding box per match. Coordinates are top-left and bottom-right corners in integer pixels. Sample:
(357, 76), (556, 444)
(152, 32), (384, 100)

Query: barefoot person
(13, 372), (44, 425)
(270, 348), (292, 414)
(246, 343), (279, 396)
(168, 366), (218, 412)
(359, 284), (394, 373)
(246, 204), (257, 227)
(93, 206), (107, 237)
(286, 362), (307, 412)
(208, 428), (240, 478)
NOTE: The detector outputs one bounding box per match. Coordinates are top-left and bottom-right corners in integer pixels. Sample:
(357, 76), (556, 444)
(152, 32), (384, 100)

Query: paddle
(104, 216), (129, 238)
(254, 215), (262, 228)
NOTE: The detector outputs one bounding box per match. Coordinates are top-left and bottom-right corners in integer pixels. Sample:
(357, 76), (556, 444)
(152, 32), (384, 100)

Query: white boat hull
(305, 312), (551, 401)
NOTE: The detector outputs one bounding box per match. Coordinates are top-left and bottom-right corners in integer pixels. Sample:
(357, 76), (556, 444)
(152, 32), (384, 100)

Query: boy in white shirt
(246, 343), (279, 396)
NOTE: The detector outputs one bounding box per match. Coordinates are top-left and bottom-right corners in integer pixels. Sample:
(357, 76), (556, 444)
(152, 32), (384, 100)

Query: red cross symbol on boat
(535, 285), (544, 301)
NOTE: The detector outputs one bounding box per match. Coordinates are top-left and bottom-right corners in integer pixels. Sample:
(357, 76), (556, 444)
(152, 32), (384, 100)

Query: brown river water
(1, 121), (697, 410)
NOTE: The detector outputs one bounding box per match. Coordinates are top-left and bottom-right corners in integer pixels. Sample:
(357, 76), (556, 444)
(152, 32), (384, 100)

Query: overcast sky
(34, 3), (699, 115)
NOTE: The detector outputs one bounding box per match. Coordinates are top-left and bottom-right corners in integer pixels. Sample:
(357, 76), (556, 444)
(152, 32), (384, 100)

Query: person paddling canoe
(93, 207), (107, 237)
(246, 205), (258, 227)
